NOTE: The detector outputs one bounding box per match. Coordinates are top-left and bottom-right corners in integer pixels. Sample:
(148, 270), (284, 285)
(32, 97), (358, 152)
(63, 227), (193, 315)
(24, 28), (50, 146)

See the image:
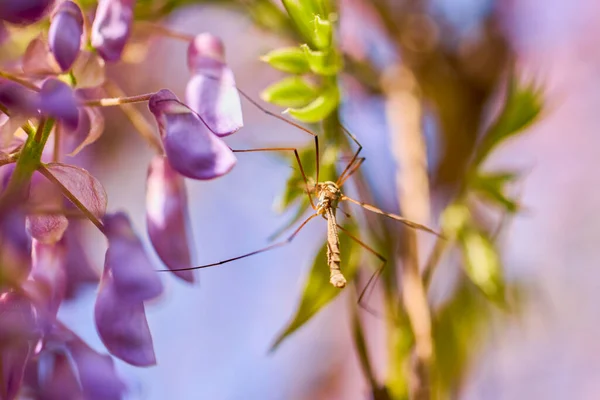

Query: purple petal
(72, 51), (106, 88)
(0, 21), (9, 44)
(29, 239), (67, 316)
(91, 0), (135, 62)
(22, 36), (61, 76)
(0, 113), (27, 147)
(187, 33), (226, 70)
(39, 79), (79, 129)
(0, 208), (32, 283)
(103, 212), (163, 302)
(94, 267), (157, 366)
(0, 0), (53, 25)
(0, 81), (39, 116)
(45, 162), (108, 219)
(64, 106), (105, 156)
(148, 89), (236, 180)
(186, 33), (242, 136)
(32, 350), (83, 400)
(62, 223), (100, 299)
(64, 331), (126, 399)
(48, 1), (83, 72)
(146, 156), (194, 283)
(26, 171), (68, 244)
(0, 291), (44, 400)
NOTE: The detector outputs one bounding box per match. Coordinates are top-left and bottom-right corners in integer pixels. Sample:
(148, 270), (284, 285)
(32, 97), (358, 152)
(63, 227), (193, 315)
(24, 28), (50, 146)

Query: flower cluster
(0, 1), (243, 398)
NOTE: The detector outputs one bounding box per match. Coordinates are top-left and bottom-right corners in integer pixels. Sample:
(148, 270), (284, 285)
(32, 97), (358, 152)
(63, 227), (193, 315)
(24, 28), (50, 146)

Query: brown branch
(384, 65), (432, 400)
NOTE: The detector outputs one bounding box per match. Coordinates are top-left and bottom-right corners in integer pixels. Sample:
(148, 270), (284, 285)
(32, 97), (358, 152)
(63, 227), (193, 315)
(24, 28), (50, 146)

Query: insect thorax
(315, 181), (341, 215)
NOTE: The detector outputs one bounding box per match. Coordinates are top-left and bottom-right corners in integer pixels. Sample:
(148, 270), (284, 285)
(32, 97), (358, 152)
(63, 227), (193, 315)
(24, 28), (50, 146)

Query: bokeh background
(54, 0), (600, 399)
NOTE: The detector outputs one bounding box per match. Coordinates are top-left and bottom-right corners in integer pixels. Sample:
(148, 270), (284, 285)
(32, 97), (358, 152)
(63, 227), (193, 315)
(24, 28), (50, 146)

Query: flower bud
(148, 89), (236, 180)
(91, 0), (135, 62)
(0, 0), (53, 25)
(146, 156), (194, 283)
(39, 79), (79, 128)
(48, 1), (83, 71)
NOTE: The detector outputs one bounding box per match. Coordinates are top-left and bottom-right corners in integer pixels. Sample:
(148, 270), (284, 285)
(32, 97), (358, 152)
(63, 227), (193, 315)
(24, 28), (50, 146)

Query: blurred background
(54, 0), (600, 399)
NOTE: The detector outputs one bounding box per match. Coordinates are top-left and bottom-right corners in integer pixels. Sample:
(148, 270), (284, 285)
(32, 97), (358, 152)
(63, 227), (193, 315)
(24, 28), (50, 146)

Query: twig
(384, 65), (432, 400)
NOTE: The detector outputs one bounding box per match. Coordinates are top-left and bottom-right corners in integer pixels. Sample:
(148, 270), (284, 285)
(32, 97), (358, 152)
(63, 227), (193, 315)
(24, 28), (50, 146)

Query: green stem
(1, 118), (55, 204)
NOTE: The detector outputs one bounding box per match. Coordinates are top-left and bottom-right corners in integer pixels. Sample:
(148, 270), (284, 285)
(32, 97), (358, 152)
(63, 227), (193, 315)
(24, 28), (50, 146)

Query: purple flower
(146, 156), (194, 283)
(27, 239), (67, 316)
(94, 212), (162, 366)
(0, 0), (54, 25)
(0, 81), (39, 116)
(62, 223), (100, 299)
(48, 1), (83, 71)
(91, 0), (135, 62)
(186, 33), (243, 137)
(102, 212), (163, 302)
(39, 79), (79, 128)
(0, 291), (44, 400)
(148, 89), (236, 180)
(26, 324), (126, 399)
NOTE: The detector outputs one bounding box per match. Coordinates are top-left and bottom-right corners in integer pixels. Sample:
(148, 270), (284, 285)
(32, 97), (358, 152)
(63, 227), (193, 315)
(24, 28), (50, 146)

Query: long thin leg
(236, 89), (320, 185)
(233, 147), (316, 210)
(337, 157), (365, 187)
(158, 213), (319, 273)
(336, 224), (386, 318)
(341, 195), (442, 237)
(336, 126), (362, 186)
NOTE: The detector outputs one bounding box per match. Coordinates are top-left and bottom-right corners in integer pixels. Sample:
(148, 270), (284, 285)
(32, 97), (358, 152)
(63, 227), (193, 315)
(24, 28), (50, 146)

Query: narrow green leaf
(440, 202), (471, 239)
(301, 44), (343, 76)
(474, 73), (543, 165)
(470, 171), (520, 213)
(260, 47), (310, 74)
(432, 280), (491, 396)
(312, 15), (332, 50)
(273, 144), (318, 212)
(261, 76), (319, 108)
(270, 227), (359, 350)
(458, 228), (504, 301)
(285, 85), (339, 123)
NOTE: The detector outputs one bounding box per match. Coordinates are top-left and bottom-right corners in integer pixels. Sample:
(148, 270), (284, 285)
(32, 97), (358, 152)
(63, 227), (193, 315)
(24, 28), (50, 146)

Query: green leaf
(440, 202), (471, 239)
(261, 76), (319, 108)
(458, 228), (504, 301)
(285, 85), (339, 123)
(271, 227), (359, 350)
(301, 44), (343, 76)
(312, 15), (332, 50)
(470, 171), (520, 213)
(473, 73), (543, 165)
(260, 47), (310, 74)
(432, 280), (492, 396)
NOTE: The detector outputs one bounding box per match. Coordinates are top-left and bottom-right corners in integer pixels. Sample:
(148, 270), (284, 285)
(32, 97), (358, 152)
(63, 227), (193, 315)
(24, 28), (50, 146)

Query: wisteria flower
(148, 89), (236, 180)
(48, 1), (83, 72)
(146, 155), (194, 282)
(95, 212), (162, 366)
(0, 0), (54, 25)
(186, 33), (243, 136)
(91, 0), (136, 62)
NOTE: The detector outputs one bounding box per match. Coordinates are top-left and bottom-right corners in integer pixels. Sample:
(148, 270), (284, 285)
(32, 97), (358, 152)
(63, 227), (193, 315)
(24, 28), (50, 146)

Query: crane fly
(159, 89), (441, 300)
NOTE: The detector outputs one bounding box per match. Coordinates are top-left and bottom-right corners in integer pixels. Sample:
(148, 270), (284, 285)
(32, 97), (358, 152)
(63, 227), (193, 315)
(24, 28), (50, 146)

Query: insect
(160, 90), (441, 296)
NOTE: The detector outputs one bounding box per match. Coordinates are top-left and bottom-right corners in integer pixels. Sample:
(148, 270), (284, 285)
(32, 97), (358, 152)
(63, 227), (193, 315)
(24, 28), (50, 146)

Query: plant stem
(384, 65), (432, 400)
(0, 71), (40, 91)
(82, 92), (155, 107)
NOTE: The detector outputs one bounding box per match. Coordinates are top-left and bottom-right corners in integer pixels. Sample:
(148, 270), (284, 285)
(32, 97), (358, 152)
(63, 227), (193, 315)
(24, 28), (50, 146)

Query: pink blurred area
(57, 0), (600, 399)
